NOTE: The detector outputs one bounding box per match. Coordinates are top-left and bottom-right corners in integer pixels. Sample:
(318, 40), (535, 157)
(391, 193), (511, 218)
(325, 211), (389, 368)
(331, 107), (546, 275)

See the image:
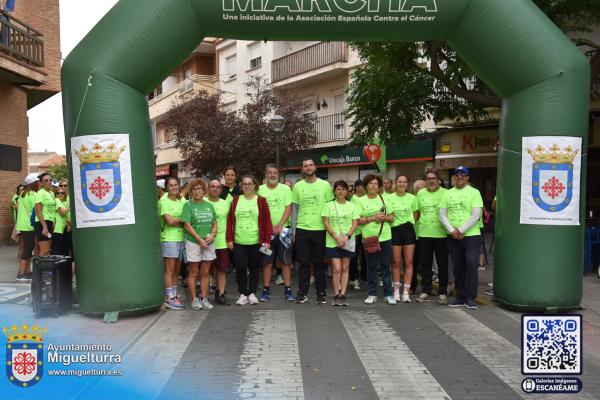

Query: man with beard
(257, 164), (295, 302)
(292, 159), (334, 304)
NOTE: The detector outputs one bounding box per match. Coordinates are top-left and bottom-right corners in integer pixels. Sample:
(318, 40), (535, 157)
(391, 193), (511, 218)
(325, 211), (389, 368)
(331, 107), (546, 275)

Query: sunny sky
(26, 0), (119, 155)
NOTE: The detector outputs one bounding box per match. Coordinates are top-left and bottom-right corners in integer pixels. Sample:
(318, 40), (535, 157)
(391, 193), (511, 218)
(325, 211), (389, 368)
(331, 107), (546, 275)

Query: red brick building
(0, 0), (61, 243)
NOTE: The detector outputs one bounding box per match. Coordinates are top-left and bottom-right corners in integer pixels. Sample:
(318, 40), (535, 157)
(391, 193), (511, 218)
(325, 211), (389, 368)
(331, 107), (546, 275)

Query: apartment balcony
(272, 42), (349, 86)
(315, 113), (348, 145)
(148, 74), (217, 120)
(0, 9), (46, 85)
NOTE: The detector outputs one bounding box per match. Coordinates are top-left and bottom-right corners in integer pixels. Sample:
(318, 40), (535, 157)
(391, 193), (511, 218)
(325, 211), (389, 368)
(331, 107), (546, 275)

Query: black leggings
(233, 243), (260, 296)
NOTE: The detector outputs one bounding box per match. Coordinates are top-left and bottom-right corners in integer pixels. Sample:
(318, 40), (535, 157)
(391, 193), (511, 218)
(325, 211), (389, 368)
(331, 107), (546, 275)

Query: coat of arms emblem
(527, 144), (578, 212)
(74, 143), (126, 213)
(3, 324), (46, 388)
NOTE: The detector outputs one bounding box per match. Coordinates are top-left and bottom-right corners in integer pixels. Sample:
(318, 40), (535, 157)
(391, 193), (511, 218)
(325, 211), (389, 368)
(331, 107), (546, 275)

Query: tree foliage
(47, 162), (68, 181)
(347, 0), (600, 146)
(163, 75), (316, 179)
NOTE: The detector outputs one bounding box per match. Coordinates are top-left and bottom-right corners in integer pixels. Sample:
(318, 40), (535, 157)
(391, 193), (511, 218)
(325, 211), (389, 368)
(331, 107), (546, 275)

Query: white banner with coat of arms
(520, 136), (581, 226)
(71, 134), (135, 228)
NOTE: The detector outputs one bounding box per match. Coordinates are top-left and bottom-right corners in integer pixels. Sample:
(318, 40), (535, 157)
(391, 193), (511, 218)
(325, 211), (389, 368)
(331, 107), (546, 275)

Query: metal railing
(147, 74), (216, 105)
(316, 113), (346, 143)
(0, 9), (44, 67)
(272, 42), (348, 83)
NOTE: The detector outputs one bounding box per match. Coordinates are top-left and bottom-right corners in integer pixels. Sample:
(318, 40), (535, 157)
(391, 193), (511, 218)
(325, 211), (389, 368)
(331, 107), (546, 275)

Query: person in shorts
(257, 164), (294, 302)
(322, 181), (359, 306)
(159, 177), (187, 310)
(34, 172), (55, 256)
(182, 179), (217, 310)
(387, 174), (418, 303)
(207, 179), (231, 305)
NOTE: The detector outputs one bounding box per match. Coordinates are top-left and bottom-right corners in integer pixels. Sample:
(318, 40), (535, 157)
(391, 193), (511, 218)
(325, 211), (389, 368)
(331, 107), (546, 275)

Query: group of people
(159, 159), (485, 310)
(10, 172), (73, 281)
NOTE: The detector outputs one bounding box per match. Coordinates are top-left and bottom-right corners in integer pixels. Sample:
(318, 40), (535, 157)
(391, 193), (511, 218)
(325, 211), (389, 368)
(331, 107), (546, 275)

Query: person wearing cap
(15, 173), (40, 281)
(34, 172), (55, 256)
(439, 166), (483, 310)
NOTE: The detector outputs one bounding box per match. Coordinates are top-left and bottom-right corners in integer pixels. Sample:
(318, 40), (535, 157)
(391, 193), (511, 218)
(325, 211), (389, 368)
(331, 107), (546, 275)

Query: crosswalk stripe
(339, 310), (451, 400)
(425, 308), (595, 400)
(237, 310), (304, 399)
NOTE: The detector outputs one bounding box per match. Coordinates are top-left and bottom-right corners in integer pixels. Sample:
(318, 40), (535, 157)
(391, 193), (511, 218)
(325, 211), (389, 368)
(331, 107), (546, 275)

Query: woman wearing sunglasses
(52, 185), (70, 256)
(34, 172), (55, 256)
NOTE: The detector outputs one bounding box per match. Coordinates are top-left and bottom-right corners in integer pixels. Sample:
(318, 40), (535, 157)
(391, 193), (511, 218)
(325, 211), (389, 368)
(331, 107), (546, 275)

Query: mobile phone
(259, 245), (273, 256)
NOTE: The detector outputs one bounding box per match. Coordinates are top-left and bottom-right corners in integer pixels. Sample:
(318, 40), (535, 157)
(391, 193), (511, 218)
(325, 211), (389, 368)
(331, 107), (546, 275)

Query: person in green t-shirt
(34, 172), (55, 256)
(349, 179), (367, 288)
(387, 174), (418, 303)
(415, 169), (449, 305)
(357, 174), (395, 305)
(207, 179), (231, 306)
(159, 177), (187, 310)
(226, 175), (273, 306)
(257, 164), (295, 302)
(439, 166), (483, 310)
(322, 180), (359, 306)
(52, 186), (70, 257)
(15, 174), (39, 282)
(182, 179), (218, 310)
(10, 185), (23, 223)
(291, 159), (334, 304)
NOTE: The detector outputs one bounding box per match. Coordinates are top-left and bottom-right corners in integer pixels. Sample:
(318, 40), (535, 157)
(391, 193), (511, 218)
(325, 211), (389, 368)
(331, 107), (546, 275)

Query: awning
(155, 164), (170, 177)
(435, 153), (497, 169)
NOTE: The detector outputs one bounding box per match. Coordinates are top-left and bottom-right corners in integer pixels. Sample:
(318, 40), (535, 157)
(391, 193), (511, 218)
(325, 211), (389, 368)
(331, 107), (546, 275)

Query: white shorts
(185, 240), (216, 262)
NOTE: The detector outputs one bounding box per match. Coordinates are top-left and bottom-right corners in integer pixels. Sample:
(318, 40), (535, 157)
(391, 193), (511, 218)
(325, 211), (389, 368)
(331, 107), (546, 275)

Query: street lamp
(269, 114), (285, 167)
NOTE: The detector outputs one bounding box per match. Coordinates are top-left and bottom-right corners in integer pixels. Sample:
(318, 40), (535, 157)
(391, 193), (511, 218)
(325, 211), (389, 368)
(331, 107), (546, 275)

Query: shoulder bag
(362, 194), (386, 254)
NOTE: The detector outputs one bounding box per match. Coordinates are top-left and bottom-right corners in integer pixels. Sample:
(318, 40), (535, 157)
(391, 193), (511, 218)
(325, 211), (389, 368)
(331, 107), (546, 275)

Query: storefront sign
(71, 134), (135, 228)
(437, 129), (499, 155)
(520, 136), (581, 226)
(155, 165), (170, 177)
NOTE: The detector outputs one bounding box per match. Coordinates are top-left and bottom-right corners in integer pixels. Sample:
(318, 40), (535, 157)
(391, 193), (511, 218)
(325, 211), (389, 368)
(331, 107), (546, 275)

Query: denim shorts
(325, 247), (356, 259)
(161, 241), (184, 259)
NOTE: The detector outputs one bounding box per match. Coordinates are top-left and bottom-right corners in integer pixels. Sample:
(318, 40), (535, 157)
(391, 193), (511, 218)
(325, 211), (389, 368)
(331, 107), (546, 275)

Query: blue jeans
(447, 235), (480, 300)
(365, 240), (392, 297)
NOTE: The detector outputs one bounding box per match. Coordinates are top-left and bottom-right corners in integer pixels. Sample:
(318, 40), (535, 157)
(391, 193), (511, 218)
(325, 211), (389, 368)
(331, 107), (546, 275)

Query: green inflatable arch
(62, 0), (589, 315)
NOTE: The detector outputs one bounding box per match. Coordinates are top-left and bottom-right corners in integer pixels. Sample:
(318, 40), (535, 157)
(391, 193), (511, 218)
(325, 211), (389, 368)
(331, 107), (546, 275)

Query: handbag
(333, 202), (355, 252)
(363, 195), (385, 254)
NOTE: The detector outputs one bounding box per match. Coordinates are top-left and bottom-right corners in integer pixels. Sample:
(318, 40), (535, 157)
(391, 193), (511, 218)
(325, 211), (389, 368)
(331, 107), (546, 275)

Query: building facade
(149, 40), (217, 185)
(0, 0), (61, 243)
(215, 39), (434, 186)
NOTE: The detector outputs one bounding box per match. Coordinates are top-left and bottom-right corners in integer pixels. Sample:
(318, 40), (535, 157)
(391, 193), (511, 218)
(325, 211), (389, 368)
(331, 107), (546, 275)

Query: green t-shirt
(292, 178), (334, 231)
(416, 187), (447, 238)
(208, 197), (230, 250)
(54, 198), (69, 234)
(357, 195), (392, 242)
(234, 196), (259, 245)
(181, 200), (216, 244)
(258, 183), (292, 227)
(387, 192), (417, 227)
(440, 185), (484, 237)
(350, 195), (363, 235)
(11, 194), (18, 222)
(321, 200), (360, 248)
(34, 189), (55, 223)
(15, 192), (36, 232)
(159, 196), (187, 242)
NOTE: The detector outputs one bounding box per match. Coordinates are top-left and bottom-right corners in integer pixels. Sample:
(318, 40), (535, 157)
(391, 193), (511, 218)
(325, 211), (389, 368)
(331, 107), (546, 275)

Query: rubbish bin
(32, 256), (72, 317)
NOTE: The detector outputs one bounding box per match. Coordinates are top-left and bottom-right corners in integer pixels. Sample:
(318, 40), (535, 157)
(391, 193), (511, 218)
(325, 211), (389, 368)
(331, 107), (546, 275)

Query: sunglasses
(59, 184), (68, 187)
(57, 192), (65, 195)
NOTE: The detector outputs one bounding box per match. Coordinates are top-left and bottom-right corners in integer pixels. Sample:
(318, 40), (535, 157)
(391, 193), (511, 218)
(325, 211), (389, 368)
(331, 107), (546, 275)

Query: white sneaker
(248, 293), (259, 305)
(402, 293), (411, 303)
(191, 297), (203, 310)
(438, 294), (448, 305)
(384, 296), (397, 305)
(236, 294), (248, 306)
(416, 293), (430, 303)
(351, 279), (361, 290)
(200, 297), (213, 310)
(364, 295), (377, 304)
(393, 289), (401, 302)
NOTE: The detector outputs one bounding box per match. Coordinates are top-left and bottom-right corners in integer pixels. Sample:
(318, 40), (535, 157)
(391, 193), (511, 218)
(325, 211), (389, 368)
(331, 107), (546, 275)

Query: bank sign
(222, 0), (438, 22)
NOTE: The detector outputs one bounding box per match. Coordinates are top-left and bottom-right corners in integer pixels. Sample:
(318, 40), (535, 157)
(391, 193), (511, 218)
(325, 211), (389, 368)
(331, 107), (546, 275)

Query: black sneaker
(16, 274), (31, 282)
(465, 298), (478, 310)
(214, 294), (230, 306)
(448, 297), (466, 307)
(25, 273), (33, 280)
(296, 294), (308, 304)
(331, 295), (339, 306)
(317, 293), (326, 304)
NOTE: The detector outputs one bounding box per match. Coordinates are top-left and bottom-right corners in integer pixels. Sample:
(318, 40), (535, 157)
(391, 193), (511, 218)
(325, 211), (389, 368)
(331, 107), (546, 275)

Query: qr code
(522, 315), (581, 374)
